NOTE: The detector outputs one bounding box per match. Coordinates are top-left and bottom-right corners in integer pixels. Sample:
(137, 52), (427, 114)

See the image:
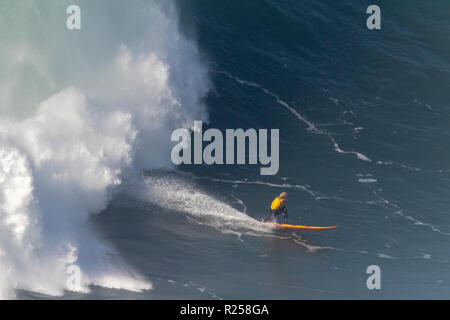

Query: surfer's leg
(272, 209), (281, 222)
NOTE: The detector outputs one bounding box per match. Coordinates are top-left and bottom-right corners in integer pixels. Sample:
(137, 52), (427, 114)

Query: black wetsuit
(270, 206), (288, 223)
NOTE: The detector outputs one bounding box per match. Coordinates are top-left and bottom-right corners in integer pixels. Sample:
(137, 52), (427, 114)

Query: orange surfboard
(265, 222), (338, 231)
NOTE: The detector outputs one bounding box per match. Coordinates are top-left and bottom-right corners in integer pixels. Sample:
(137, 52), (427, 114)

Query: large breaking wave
(0, 0), (209, 298)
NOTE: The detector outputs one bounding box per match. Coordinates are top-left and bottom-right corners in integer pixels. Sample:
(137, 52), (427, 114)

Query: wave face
(0, 0), (209, 298)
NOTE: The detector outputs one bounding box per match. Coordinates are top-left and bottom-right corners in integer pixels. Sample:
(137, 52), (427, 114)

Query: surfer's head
(279, 192), (287, 200)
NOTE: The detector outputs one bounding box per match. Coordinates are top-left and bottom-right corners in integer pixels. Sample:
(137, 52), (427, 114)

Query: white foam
(222, 72), (371, 162)
(0, 1), (208, 298)
(358, 178), (377, 183)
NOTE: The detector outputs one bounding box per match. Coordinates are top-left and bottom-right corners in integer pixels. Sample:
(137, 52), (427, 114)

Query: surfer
(263, 192), (288, 223)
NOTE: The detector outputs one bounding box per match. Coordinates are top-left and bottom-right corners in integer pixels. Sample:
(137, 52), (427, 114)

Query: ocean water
(1, 0), (450, 299)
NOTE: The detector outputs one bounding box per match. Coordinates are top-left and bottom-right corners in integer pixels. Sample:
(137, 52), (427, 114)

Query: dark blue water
(87, 0), (450, 299)
(8, 0), (450, 299)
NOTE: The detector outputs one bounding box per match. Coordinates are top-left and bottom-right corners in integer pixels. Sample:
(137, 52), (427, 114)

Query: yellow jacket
(270, 197), (286, 211)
